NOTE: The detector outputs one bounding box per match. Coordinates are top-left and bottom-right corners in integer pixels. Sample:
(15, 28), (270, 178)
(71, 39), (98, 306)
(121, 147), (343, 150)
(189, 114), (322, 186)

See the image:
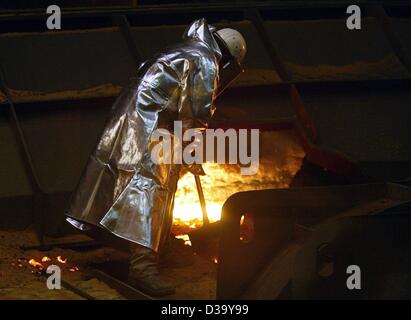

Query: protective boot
(128, 244), (176, 297)
(159, 235), (194, 268)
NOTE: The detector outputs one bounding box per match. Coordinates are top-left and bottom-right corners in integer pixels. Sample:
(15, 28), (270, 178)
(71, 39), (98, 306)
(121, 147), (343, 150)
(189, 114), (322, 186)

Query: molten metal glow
(57, 256), (67, 264)
(171, 132), (305, 235)
(175, 234), (192, 246)
(172, 163), (224, 231)
(28, 259), (44, 270)
(41, 256), (51, 262)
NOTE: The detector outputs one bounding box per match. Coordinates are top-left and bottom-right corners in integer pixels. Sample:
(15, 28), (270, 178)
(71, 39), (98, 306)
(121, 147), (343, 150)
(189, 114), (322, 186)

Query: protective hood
(67, 19), (229, 253)
(183, 18), (222, 62)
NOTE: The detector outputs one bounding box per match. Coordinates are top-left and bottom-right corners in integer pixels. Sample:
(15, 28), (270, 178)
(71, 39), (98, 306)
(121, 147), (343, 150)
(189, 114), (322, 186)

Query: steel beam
(92, 269), (152, 300)
(368, 5), (411, 74)
(112, 15), (142, 68)
(247, 8), (317, 142)
(1, 2), (411, 21)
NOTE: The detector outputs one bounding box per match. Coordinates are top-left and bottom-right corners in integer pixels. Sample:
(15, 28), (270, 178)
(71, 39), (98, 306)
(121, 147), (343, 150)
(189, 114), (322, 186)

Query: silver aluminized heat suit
(66, 19), (222, 252)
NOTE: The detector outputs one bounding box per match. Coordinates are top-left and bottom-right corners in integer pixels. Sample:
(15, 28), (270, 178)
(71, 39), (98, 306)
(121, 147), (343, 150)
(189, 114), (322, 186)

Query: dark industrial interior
(0, 1), (411, 300)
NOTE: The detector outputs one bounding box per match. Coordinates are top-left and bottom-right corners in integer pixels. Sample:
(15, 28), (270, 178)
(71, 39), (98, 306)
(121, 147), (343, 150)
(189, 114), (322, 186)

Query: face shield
(213, 31), (244, 97)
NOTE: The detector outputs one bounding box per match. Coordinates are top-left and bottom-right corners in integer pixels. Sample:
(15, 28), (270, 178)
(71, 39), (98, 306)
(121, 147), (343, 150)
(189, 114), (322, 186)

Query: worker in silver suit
(66, 18), (246, 296)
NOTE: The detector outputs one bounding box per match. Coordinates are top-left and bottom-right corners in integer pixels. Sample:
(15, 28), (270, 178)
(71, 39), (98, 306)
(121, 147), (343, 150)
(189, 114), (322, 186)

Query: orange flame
(41, 256), (51, 262)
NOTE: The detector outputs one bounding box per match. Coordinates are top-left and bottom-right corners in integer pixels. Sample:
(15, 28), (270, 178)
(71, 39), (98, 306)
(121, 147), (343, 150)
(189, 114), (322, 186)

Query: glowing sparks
(212, 257), (218, 264)
(28, 259), (44, 270)
(56, 256), (67, 264)
(69, 266), (79, 272)
(27, 255), (79, 275)
(239, 213), (254, 242)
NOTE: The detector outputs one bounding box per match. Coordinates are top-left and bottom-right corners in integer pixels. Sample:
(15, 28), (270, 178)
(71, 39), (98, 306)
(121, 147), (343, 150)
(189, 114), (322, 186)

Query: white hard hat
(216, 28), (247, 62)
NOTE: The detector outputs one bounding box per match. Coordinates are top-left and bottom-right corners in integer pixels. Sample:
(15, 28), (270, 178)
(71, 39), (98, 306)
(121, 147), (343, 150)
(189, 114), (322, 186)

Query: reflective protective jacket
(66, 19), (222, 252)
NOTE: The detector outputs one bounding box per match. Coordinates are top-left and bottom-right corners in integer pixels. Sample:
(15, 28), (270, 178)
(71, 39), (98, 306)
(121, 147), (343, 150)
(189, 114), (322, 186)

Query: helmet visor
(216, 55), (243, 97)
